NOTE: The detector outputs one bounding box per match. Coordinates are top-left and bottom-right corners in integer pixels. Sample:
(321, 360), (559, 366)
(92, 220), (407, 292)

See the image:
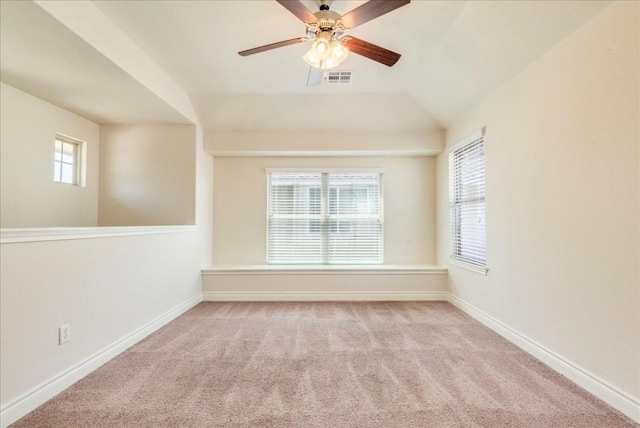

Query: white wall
(205, 130), (444, 155)
(213, 156), (437, 265)
(0, 83), (99, 228)
(437, 0), (639, 409)
(98, 124), (196, 226)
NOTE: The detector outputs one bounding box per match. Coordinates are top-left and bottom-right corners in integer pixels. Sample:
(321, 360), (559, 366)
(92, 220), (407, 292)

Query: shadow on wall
(98, 124), (196, 227)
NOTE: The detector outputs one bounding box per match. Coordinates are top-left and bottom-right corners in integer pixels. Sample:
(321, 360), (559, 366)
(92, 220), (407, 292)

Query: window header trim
(265, 168), (384, 174)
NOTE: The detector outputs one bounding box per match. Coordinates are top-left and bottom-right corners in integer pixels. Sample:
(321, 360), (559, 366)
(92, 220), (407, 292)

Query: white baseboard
(0, 294), (202, 428)
(202, 292), (449, 301)
(447, 294), (640, 423)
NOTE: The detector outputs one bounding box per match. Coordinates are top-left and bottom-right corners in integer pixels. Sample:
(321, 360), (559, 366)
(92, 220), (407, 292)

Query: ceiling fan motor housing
(312, 10), (347, 39)
(314, 10), (341, 29)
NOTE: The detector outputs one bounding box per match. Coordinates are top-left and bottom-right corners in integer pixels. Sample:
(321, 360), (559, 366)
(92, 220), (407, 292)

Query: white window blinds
(268, 171), (383, 264)
(449, 133), (486, 269)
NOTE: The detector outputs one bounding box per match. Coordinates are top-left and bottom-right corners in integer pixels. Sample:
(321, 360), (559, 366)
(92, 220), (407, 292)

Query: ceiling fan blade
(238, 37), (308, 56)
(276, 0), (317, 24)
(342, 37), (401, 67)
(307, 66), (323, 86)
(340, 0), (410, 29)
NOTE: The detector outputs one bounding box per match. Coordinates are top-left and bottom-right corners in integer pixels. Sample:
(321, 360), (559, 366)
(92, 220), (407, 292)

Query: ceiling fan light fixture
(323, 58), (338, 69)
(303, 50), (322, 68)
(303, 38), (349, 70)
(310, 38), (331, 59)
(323, 41), (349, 69)
(330, 39), (348, 61)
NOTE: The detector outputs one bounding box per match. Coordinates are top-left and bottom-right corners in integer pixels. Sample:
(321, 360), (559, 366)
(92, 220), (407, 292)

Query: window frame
(53, 134), (85, 187)
(266, 168), (384, 265)
(448, 130), (488, 275)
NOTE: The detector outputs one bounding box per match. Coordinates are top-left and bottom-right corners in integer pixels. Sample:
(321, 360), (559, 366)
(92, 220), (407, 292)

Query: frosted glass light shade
(303, 50), (322, 68)
(311, 38), (331, 60)
(303, 38), (350, 70)
(331, 40), (349, 61)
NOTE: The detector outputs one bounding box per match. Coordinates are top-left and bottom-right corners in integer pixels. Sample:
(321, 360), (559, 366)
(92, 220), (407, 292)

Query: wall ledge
(0, 225), (196, 244)
(202, 265), (447, 275)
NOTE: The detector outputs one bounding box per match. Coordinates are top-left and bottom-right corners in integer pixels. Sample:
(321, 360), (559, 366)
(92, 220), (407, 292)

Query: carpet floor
(11, 301), (638, 427)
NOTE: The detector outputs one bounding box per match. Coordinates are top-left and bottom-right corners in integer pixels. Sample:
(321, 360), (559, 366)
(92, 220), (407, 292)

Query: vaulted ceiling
(1, 0), (611, 131)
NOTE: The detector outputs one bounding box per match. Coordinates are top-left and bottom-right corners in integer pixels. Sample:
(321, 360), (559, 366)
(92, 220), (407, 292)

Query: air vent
(326, 71), (352, 84)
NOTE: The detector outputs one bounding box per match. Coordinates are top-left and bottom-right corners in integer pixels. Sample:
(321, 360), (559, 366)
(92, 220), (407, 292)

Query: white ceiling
(0, 1), (190, 125)
(1, 1), (611, 130)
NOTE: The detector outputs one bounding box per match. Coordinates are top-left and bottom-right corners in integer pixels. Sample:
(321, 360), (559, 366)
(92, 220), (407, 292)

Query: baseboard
(447, 294), (640, 423)
(202, 291), (449, 301)
(0, 294), (202, 428)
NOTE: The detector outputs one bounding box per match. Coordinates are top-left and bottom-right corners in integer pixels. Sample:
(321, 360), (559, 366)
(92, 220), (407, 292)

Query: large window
(267, 170), (383, 264)
(449, 132), (486, 272)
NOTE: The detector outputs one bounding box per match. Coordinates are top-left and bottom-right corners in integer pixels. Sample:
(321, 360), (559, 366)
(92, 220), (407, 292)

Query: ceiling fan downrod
(315, 0), (334, 11)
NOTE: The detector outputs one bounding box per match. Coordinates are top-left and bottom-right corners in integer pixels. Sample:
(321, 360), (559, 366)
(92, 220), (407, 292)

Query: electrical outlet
(59, 324), (70, 345)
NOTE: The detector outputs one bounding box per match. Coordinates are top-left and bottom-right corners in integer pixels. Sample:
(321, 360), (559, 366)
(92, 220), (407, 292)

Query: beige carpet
(12, 302), (638, 427)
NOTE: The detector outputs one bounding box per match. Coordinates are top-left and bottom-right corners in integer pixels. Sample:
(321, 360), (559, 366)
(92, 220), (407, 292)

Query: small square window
(54, 136), (82, 185)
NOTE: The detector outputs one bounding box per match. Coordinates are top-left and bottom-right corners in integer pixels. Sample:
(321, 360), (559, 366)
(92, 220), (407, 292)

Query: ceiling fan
(238, 0), (410, 85)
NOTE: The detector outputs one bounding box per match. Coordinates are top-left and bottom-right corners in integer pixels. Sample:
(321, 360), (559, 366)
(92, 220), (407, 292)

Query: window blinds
(268, 172), (383, 264)
(449, 135), (486, 268)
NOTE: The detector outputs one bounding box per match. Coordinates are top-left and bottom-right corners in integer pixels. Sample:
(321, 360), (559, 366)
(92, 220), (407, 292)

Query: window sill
(202, 265), (447, 276)
(0, 225), (196, 244)
(449, 258), (488, 275)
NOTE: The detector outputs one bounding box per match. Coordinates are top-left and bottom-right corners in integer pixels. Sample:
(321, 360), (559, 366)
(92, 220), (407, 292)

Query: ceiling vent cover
(326, 71), (352, 84)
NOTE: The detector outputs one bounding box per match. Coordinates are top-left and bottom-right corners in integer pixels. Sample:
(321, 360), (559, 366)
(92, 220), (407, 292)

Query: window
(267, 170), (383, 264)
(449, 131), (486, 273)
(54, 135), (82, 185)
